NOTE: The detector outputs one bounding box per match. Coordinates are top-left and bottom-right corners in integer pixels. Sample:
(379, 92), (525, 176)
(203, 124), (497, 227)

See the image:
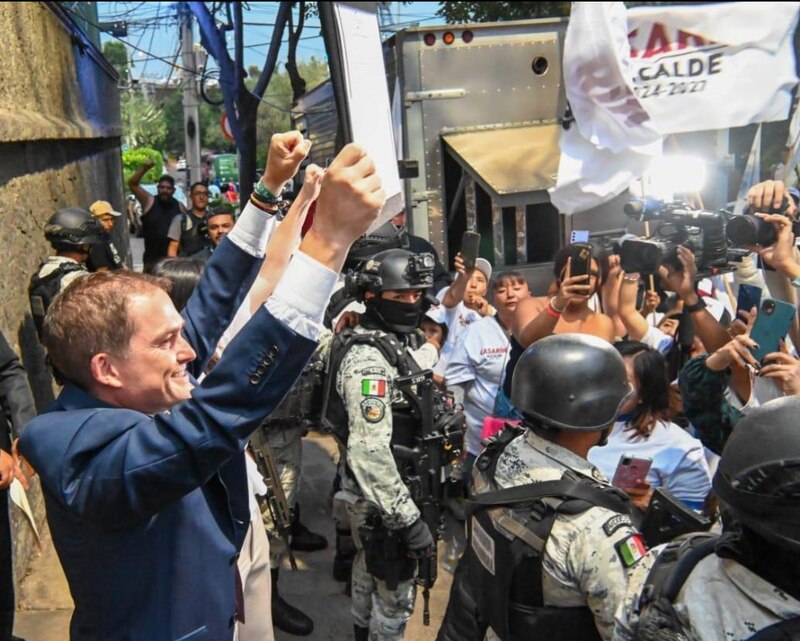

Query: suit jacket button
(255, 365), (267, 376)
(269, 345), (280, 356)
(262, 356), (274, 367)
(249, 374), (260, 385)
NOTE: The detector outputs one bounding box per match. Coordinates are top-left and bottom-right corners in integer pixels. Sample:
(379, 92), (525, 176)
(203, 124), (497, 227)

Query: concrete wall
(0, 2), (123, 588)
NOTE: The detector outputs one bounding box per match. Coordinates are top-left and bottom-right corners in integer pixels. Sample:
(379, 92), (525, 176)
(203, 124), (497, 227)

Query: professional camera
(619, 199), (730, 274)
(725, 196), (800, 247)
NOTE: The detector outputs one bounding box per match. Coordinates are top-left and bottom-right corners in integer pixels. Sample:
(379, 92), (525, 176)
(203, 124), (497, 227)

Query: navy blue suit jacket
(20, 237), (317, 641)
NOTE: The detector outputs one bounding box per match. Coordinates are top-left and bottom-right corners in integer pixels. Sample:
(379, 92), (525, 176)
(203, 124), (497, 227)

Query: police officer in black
(128, 160), (185, 272)
(616, 397), (800, 640)
(29, 208), (103, 340)
(438, 334), (643, 641)
(324, 248), (462, 641)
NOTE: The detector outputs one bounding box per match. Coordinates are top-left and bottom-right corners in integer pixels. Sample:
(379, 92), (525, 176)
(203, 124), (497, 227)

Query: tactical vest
(634, 533), (800, 641)
(179, 211), (209, 257)
(322, 327), (420, 448)
(320, 327), (457, 487)
(465, 426), (632, 641)
(29, 261), (86, 339)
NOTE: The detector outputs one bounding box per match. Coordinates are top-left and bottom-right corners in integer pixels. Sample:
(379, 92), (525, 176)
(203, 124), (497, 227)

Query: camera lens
(764, 301), (775, 315)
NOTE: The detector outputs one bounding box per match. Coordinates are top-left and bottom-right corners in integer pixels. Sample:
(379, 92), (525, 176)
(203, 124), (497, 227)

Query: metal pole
(180, 6), (202, 190)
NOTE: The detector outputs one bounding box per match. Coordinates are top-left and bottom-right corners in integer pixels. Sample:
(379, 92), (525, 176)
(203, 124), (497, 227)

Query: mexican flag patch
(361, 379), (387, 397)
(615, 533), (646, 568)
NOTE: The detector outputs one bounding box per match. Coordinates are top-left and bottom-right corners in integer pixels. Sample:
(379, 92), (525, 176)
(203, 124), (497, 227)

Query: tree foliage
(121, 91), (167, 150)
(121, 147), (163, 184)
(103, 40), (129, 79)
(436, 2), (570, 23)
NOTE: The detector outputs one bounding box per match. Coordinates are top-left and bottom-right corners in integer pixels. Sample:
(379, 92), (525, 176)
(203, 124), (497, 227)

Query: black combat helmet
(359, 248), (435, 334)
(361, 248), (434, 292)
(511, 333), (632, 431)
(44, 208), (104, 252)
(714, 397), (800, 552)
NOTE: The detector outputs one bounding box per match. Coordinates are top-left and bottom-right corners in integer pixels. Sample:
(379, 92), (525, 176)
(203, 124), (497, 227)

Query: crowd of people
(0, 130), (799, 641)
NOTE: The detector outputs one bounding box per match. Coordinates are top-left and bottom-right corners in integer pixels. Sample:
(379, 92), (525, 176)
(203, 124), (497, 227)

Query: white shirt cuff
(228, 200), (280, 258)
(266, 251), (338, 341)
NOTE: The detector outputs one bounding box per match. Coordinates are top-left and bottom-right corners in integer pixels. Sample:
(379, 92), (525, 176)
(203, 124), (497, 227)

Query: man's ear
(89, 353), (124, 389)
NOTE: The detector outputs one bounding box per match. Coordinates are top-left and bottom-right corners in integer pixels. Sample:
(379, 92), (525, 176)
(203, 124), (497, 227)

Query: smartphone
(736, 284), (762, 317)
(570, 243), (593, 279)
(461, 231), (481, 270)
(749, 298), (796, 364)
(570, 230), (590, 244)
(612, 454), (653, 490)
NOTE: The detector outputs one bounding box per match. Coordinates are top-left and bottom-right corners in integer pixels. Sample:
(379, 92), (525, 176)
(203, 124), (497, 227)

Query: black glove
(400, 518), (433, 551)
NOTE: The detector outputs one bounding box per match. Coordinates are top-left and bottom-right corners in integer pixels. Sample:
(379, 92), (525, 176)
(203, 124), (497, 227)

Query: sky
(96, 2), (442, 83)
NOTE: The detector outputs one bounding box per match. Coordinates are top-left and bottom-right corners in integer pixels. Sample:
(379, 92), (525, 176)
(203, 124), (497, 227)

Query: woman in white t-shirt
(445, 271), (531, 467)
(432, 253), (494, 381)
(589, 340), (712, 512)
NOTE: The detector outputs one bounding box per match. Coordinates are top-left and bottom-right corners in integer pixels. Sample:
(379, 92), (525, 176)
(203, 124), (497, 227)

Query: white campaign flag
(550, 2), (662, 215)
(627, 2), (800, 134)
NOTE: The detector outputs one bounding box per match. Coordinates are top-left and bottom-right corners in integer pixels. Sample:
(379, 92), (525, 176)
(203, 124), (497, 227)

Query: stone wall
(0, 3), (123, 587)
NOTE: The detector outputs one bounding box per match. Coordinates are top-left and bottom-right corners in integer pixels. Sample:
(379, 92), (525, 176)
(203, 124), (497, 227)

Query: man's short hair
(208, 204), (235, 221)
(44, 271), (171, 388)
(492, 270), (527, 292)
(190, 181), (206, 194)
(158, 175), (176, 187)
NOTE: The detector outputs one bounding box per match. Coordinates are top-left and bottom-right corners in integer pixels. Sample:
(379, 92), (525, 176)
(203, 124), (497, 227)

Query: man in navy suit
(17, 136), (385, 641)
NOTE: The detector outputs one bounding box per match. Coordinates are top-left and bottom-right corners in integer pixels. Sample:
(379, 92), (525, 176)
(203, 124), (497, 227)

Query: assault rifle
(250, 429), (297, 571)
(393, 369), (464, 625)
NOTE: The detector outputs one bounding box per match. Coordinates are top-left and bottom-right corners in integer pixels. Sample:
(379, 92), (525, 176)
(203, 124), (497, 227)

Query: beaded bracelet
(249, 194), (279, 214)
(546, 303), (561, 319)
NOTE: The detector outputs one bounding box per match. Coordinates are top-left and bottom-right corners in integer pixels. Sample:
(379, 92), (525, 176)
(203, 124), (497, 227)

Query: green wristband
(253, 181), (279, 202)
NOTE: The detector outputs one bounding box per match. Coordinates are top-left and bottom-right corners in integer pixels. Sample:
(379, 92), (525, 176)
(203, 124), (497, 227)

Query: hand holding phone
(570, 244), (593, 280)
(461, 231), (481, 271)
(749, 298), (796, 364)
(612, 454), (653, 490)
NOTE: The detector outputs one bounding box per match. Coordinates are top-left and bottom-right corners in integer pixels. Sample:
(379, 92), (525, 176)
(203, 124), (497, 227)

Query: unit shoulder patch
(603, 514), (632, 537)
(360, 398), (386, 423)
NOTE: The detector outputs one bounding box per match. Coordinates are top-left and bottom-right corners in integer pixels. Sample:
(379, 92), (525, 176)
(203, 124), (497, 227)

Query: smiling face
(105, 288), (196, 414)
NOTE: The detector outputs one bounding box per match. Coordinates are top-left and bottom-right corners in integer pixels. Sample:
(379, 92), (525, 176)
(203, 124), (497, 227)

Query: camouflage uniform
(614, 545), (800, 641)
(337, 327), (438, 641)
(256, 331), (334, 568)
(259, 422), (306, 567)
(473, 429), (642, 641)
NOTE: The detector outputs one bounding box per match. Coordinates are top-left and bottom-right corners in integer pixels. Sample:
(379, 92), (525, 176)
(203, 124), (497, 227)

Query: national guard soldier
(250, 336), (331, 637)
(324, 248), (463, 641)
(29, 208), (104, 339)
(438, 333), (645, 641)
(614, 397), (800, 641)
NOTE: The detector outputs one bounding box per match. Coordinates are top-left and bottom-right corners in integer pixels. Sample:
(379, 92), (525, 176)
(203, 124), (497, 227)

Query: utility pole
(180, 5), (202, 189)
